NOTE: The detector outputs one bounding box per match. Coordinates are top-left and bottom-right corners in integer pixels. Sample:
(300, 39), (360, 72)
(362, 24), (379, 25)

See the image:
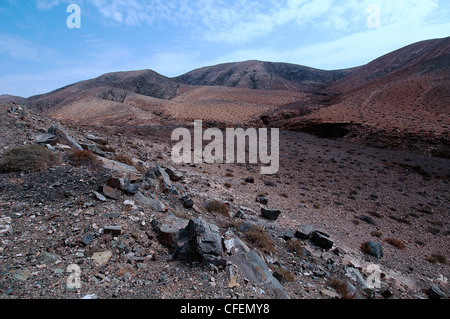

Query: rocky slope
(175, 60), (352, 92)
(263, 37), (450, 157)
(0, 101), (448, 300)
(6, 37), (446, 161)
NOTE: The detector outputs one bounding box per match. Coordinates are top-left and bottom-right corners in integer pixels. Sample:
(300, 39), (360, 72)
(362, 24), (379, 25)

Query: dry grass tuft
(243, 225), (275, 254)
(0, 144), (59, 172)
(385, 238), (406, 250)
(205, 200), (230, 217)
(329, 278), (353, 299)
(425, 253), (447, 264)
(116, 154), (134, 166)
(66, 149), (102, 171)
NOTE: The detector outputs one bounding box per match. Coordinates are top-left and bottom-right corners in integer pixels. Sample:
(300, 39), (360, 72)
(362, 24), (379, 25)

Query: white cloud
(36, 0), (65, 10)
(0, 34), (47, 60)
(206, 18), (450, 70)
(82, 0), (443, 45)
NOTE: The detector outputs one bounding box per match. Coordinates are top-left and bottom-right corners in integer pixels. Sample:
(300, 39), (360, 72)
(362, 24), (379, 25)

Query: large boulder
(151, 213), (189, 250)
(34, 133), (57, 145)
(362, 241), (383, 258)
(174, 217), (225, 266)
(48, 124), (83, 150)
(261, 208), (282, 221)
(228, 250), (290, 299)
(310, 231), (334, 250)
(97, 156), (141, 179)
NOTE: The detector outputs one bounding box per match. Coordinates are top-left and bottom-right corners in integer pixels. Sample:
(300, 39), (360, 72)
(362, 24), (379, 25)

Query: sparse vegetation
(270, 264), (295, 282)
(66, 149), (102, 171)
(243, 225), (275, 254)
(116, 154), (134, 166)
(205, 200), (229, 217)
(0, 144), (59, 173)
(329, 278), (353, 299)
(425, 253), (447, 264)
(370, 231), (383, 238)
(286, 239), (306, 257)
(389, 215), (412, 225)
(385, 238), (406, 250)
(368, 211), (383, 219)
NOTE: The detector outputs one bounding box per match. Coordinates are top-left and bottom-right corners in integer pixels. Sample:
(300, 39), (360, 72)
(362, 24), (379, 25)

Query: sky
(0, 0), (449, 98)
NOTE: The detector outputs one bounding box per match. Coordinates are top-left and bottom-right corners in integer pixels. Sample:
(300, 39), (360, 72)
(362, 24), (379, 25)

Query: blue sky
(1, 0), (449, 97)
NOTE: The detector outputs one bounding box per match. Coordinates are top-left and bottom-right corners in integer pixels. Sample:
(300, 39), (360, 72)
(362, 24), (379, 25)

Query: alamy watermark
(171, 120), (280, 175)
(366, 264), (382, 289)
(367, 4), (381, 29)
(67, 4), (81, 29)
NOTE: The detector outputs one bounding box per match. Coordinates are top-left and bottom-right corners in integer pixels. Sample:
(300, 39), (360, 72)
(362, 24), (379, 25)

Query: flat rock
(97, 157), (141, 179)
(103, 226), (122, 236)
(91, 250), (113, 266)
(311, 231), (334, 250)
(34, 133), (57, 144)
(93, 191), (106, 202)
(295, 225), (315, 239)
(261, 207), (282, 221)
(228, 250), (290, 299)
(48, 124), (83, 150)
(102, 185), (122, 200)
(134, 191), (167, 212)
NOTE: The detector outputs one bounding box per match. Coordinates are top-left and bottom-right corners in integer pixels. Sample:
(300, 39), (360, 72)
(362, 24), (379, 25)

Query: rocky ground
(0, 101), (448, 300)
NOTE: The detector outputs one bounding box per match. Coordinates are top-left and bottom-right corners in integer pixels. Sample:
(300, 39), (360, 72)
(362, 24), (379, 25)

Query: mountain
(14, 37), (449, 156)
(23, 60), (351, 126)
(326, 37), (450, 94)
(267, 36), (450, 157)
(0, 94), (26, 104)
(176, 60), (352, 92)
(26, 69), (179, 112)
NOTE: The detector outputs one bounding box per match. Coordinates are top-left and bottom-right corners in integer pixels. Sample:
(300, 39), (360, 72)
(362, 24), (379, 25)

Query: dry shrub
(116, 154), (134, 166)
(385, 238), (406, 250)
(425, 253), (447, 264)
(271, 264), (295, 282)
(95, 138), (115, 153)
(98, 144), (116, 153)
(329, 278), (354, 299)
(67, 149), (102, 171)
(243, 225), (275, 254)
(286, 239), (306, 257)
(206, 200), (229, 217)
(370, 231), (383, 238)
(0, 144), (59, 172)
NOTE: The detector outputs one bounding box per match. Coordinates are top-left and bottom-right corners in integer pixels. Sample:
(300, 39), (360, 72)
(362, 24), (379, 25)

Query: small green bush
(0, 144), (58, 172)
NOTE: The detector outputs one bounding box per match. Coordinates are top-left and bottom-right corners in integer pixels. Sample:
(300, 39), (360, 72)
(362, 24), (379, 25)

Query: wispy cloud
(36, 0), (64, 10)
(77, 0), (444, 45)
(0, 34), (51, 60)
